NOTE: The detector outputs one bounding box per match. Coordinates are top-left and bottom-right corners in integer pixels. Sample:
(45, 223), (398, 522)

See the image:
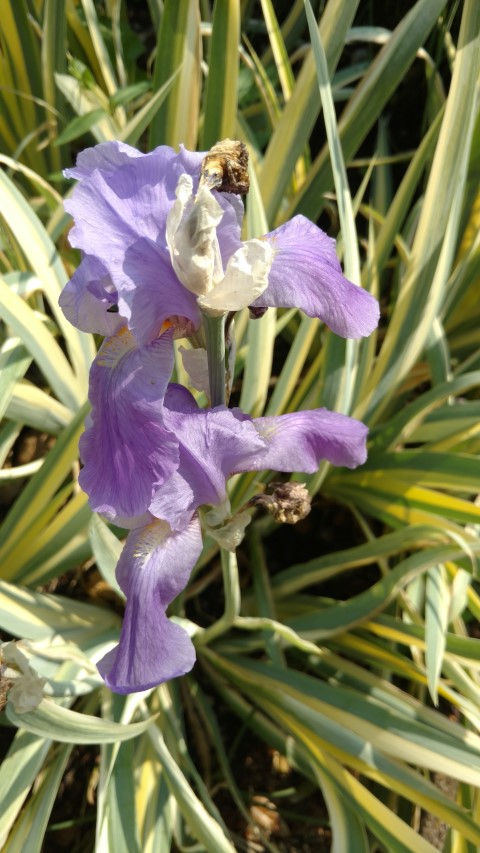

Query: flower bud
(250, 482), (311, 524)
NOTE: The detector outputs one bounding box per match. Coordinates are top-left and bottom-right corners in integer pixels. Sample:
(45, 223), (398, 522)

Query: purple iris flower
(59, 140), (380, 694)
(96, 382), (368, 694)
(60, 140), (379, 341)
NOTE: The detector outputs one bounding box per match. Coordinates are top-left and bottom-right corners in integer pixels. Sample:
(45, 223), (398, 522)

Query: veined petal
(66, 171), (200, 339)
(251, 409), (369, 472)
(59, 255), (123, 336)
(150, 385), (267, 529)
(79, 329), (179, 520)
(65, 140), (144, 180)
(254, 215), (380, 338)
(120, 238), (201, 344)
(66, 141), (244, 250)
(97, 516), (202, 693)
(198, 239), (273, 316)
(66, 158), (173, 250)
(66, 142), (204, 223)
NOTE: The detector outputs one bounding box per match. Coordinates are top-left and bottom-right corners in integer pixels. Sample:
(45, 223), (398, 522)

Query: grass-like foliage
(1, 1), (480, 850)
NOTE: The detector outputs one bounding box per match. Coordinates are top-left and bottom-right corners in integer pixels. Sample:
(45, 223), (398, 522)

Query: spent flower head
(0, 641), (46, 713)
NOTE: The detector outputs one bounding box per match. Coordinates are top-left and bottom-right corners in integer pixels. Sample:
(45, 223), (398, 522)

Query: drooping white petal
(166, 176), (224, 296)
(198, 239), (273, 316)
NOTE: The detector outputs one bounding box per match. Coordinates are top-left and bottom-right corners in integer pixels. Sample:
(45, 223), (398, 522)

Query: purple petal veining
(97, 516), (202, 694)
(79, 329), (178, 521)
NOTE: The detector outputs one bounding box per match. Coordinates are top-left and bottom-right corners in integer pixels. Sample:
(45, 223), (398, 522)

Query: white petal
(198, 239), (273, 316)
(9, 674), (47, 713)
(166, 176), (224, 296)
(2, 641), (31, 675)
(165, 174), (192, 258)
(179, 346), (210, 396)
(206, 511), (252, 551)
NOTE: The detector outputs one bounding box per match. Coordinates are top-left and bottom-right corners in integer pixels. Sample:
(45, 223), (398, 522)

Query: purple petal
(97, 516), (202, 693)
(149, 387), (368, 528)
(121, 238), (201, 344)
(250, 410), (368, 472)
(64, 140), (144, 180)
(149, 385), (266, 529)
(79, 329), (179, 521)
(66, 171), (201, 341)
(59, 255), (124, 336)
(253, 215), (380, 338)
(66, 142), (204, 212)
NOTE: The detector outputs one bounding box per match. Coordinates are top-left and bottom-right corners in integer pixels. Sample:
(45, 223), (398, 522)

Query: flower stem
(202, 311), (226, 407)
(196, 548), (241, 645)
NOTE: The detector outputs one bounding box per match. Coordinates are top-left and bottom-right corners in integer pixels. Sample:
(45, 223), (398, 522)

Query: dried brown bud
(249, 482), (311, 524)
(0, 674), (12, 713)
(200, 139), (250, 195)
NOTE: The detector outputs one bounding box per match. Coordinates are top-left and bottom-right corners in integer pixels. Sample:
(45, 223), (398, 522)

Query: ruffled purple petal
(64, 140), (144, 180)
(66, 142), (204, 215)
(149, 385), (266, 529)
(59, 255), (124, 336)
(97, 516), (202, 693)
(253, 215), (380, 338)
(120, 238), (201, 344)
(149, 386), (368, 527)
(79, 329), (179, 520)
(66, 172), (201, 341)
(250, 410), (368, 472)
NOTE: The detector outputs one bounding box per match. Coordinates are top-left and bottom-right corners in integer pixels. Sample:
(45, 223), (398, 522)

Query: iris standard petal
(66, 142), (204, 224)
(251, 409), (369, 472)
(66, 141), (244, 251)
(97, 516), (202, 694)
(254, 215), (380, 338)
(121, 238), (201, 344)
(64, 139), (144, 180)
(66, 172), (201, 340)
(79, 329), (179, 521)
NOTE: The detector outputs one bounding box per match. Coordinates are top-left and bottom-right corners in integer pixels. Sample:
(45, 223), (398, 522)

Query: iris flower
(96, 382), (369, 694)
(59, 140), (380, 693)
(60, 140), (379, 340)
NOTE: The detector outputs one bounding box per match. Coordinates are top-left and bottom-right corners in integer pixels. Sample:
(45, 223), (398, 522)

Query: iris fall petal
(97, 516), (202, 694)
